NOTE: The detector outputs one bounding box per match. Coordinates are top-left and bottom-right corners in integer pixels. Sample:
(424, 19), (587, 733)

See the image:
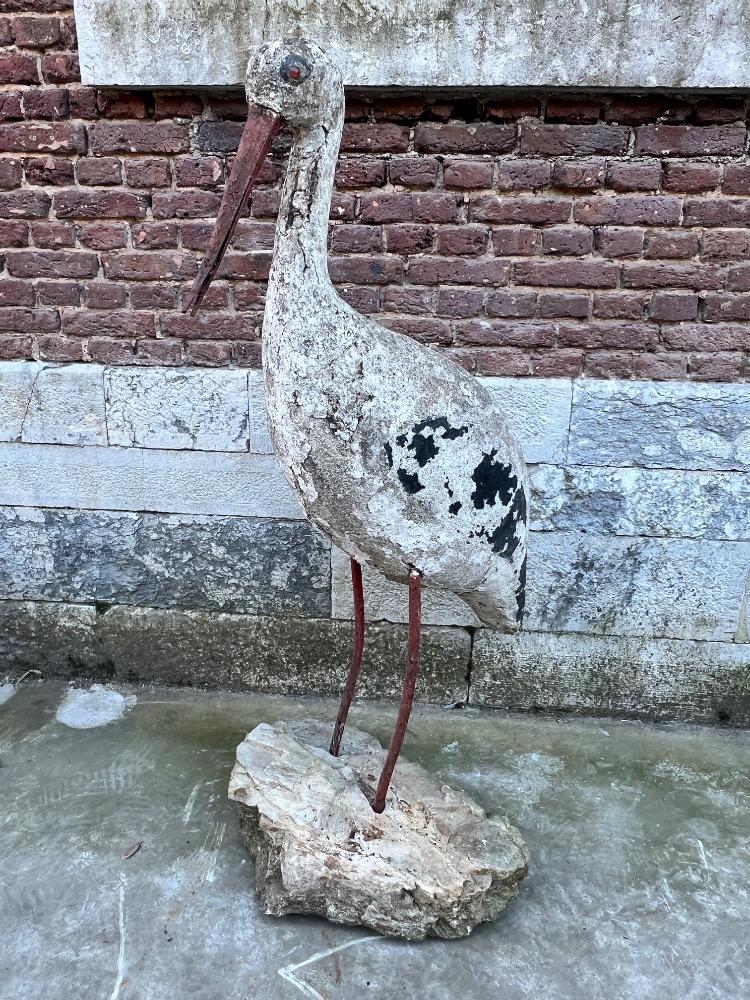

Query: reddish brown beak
(182, 105), (283, 316)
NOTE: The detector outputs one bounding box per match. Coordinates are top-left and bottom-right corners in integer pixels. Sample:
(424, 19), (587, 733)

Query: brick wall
(0, 1), (748, 380)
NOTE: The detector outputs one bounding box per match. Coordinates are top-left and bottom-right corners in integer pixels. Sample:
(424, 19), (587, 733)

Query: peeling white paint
(55, 686), (136, 730)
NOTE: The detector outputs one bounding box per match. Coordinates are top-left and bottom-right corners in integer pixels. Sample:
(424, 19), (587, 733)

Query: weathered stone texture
(230, 720), (528, 939)
(22, 364), (107, 446)
(0, 363), (36, 442)
(472, 631), (750, 724)
(0, 507), (330, 617)
(0, 600), (97, 676)
(526, 532), (749, 642)
(484, 377), (572, 464)
(104, 367), (251, 451)
(0, 443), (301, 519)
(569, 381), (750, 472)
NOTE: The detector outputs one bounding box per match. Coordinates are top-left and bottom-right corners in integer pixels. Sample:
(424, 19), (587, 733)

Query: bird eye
(280, 54), (311, 86)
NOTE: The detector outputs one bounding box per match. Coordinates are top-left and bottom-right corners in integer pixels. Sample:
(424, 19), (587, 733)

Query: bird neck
(270, 106), (343, 290)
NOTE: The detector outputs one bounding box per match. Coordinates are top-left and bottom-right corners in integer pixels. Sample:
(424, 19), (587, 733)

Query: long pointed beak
(182, 105), (283, 316)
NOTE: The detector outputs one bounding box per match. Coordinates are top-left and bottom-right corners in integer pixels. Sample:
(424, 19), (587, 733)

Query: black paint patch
(384, 442), (393, 468)
(410, 432), (440, 467)
(515, 555), (527, 623)
(398, 417), (470, 469)
(448, 501), (462, 515)
(397, 468), (425, 494)
(471, 449), (517, 510)
(510, 485), (527, 524)
(444, 479), (454, 498)
(473, 512), (519, 557)
(395, 433), (407, 447)
(412, 416), (468, 441)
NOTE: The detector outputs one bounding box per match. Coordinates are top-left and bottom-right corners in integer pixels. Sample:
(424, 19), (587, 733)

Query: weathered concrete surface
(527, 532), (749, 642)
(485, 377), (572, 465)
(230, 719), (528, 939)
(0, 361), (36, 441)
(0, 443), (301, 519)
(0, 600), (97, 676)
(104, 367), (252, 452)
(472, 631), (750, 725)
(22, 364), (107, 447)
(0, 507), (330, 617)
(569, 380), (750, 472)
(531, 465), (750, 541)
(2, 684), (749, 999)
(75, 0), (750, 89)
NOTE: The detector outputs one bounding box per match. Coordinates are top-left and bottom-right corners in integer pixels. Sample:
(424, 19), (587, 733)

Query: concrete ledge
(472, 631), (750, 725)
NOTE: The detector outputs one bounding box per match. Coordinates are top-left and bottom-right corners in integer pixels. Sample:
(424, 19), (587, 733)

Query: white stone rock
(0, 362), (37, 442)
(104, 367), (251, 451)
(22, 364), (107, 446)
(55, 685), (136, 729)
(228, 719), (528, 940)
(484, 377), (572, 465)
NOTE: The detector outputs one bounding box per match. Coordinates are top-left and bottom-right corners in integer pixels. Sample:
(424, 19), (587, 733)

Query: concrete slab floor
(0, 681), (748, 1000)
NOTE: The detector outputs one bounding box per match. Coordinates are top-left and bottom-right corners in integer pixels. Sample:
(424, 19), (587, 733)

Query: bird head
(183, 38), (342, 315)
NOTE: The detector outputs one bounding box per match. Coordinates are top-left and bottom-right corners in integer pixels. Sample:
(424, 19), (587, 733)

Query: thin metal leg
(329, 558), (365, 757)
(371, 568), (422, 813)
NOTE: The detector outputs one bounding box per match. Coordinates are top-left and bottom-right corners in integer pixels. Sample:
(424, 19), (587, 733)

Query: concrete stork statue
(184, 38), (529, 813)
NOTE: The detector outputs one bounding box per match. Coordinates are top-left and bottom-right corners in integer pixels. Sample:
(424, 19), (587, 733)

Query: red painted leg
(371, 568), (422, 814)
(329, 558), (365, 757)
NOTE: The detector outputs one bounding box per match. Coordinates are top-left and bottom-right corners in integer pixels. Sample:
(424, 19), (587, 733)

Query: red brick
(593, 227), (643, 258)
(340, 124), (409, 153)
(0, 18), (12, 45)
(62, 311), (156, 338)
(68, 87), (97, 119)
(152, 191), (221, 220)
(36, 281), (79, 306)
(541, 227), (593, 256)
(531, 351), (583, 377)
(634, 124), (745, 156)
(684, 199), (750, 227)
(0, 121), (85, 153)
(662, 161), (720, 192)
(0, 221), (28, 246)
(229, 221), (276, 252)
(160, 313), (258, 340)
(644, 231), (699, 260)
(31, 221), (74, 248)
(77, 223), (128, 251)
(335, 157), (386, 188)
(546, 98), (602, 123)
(607, 97), (693, 125)
(23, 155), (73, 185)
(494, 160), (551, 191)
(337, 286), (380, 313)
(96, 91), (148, 119)
(361, 192), (459, 225)
(58, 13), (76, 45)
(520, 124), (629, 156)
(0, 335), (32, 359)
(330, 224), (382, 254)
(694, 99), (745, 125)
(37, 334), (84, 362)
(343, 97), (369, 122)
(622, 263), (723, 290)
(382, 288), (433, 315)
(380, 316), (451, 346)
(134, 339), (183, 366)
(583, 351), (635, 378)
(650, 292), (698, 322)
(124, 157), (171, 188)
(559, 321), (655, 349)
(0, 190), (50, 218)
(0, 279), (33, 306)
(702, 294), (750, 322)
(442, 159), (493, 190)
(0, 53), (39, 85)
(104, 252), (197, 282)
(722, 165), (750, 195)
(21, 88), (69, 119)
(89, 122), (189, 155)
(606, 161), (661, 192)
(0, 92), (22, 121)
(389, 157), (438, 188)
(688, 353), (745, 380)
(230, 341), (262, 367)
(215, 253), (272, 281)
(373, 96), (427, 122)
(154, 93), (203, 119)
(76, 157), (122, 186)
(0, 307), (59, 334)
(514, 260), (619, 288)
(593, 293), (648, 319)
(248, 189), (280, 219)
(54, 189), (147, 220)
(195, 120), (243, 153)
(484, 98), (540, 121)
(174, 156), (224, 189)
(185, 341), (231, 366)
(328, 256), (404, 285)
(7, 250), (98, 279)
(130, 285), (178, 310)
(178, 282), (229, 311)
(485, 290), (537, 318)
(436, 226), (488, 257)
(551, 160), (605, 190)
(454, 320), (554, 348)
(660, 323), (750, 351)
(575, 197), (681, 226)
(87, 337), (136, 364)
(492, 228), (540, 256)
(41, 52), (79, 85)
(727, 264), (750, 291)
(415, 123), (516, 154)
(233, 284), (266, 311)
(11, 15), (60, 47)
(538, 292), (589, 318)
(0, 158), (21, 188)
(330, 193), (356, 221)
(83, 283), (127, 309)
(634, 353), (688, 379)
(437, 288), (484, 318)
(132, 222), (178, 250)
(408, 257), (509, 286)
(471, 196), (570, 225)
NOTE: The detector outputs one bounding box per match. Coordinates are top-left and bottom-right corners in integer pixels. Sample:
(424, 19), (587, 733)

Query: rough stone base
(228, 719), (529, 940)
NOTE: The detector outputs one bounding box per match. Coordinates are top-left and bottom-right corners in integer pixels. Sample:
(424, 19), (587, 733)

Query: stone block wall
(0, 2), (748, 379)
(1, 361), (748, 722)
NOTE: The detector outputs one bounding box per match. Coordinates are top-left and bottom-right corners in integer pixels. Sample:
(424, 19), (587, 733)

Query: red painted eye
(288, 66), (301, 81)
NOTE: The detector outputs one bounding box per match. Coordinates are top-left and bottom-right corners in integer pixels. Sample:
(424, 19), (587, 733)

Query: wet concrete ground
(1, 680), (748, 999)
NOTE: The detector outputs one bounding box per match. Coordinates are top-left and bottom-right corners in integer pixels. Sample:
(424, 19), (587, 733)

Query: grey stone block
(0, 362), (37, 442)
(531, 464), (750, 541)
(95, 605), (470, 703)
(0, 443), (301, 519)
(484, 377), (572, 465)
(0, 507), (330, 618)
(526, 531), (750, 642)
(248, 369), (274, 454)
(471, 630), (750, 724)
(104, 367), (251, 451)
(0, 600), (98, 676)
(569, 379), (750, 472)
(22, 364), (106, 446)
